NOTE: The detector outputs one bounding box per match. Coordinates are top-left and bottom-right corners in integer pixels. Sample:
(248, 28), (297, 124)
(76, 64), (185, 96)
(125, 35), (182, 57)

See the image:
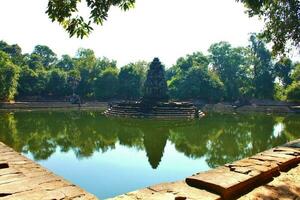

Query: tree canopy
(0, 38), (299, 102)
(46, 0), (135, 38)
(45, 0), (299, 55)
(237, 0), (300, 55)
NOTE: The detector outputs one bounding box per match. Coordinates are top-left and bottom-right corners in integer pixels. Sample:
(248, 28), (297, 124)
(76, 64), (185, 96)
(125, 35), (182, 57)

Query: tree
(46, 69), (68, 97)
(74, 48), (97, 98)
(286, 82), (300, 102)
(209, 42), (250, 101)
(95, 57), (117, 71)
(118, 62), (147, 100)
(274, 58), (294, 87)
(67, 70), (81, 96)
(175, 52), (210, 72)
(26, 53), (44, 70)
(0, 51), (20, 101)
(57, 55), (75, 71)
(292, 63), (300, 82)
(32, 45), (57, 68)
(17, 66), (39, 97)
(249, 35), (275, 99)
(46, 0), (135, 38)
(44, 0), (299, 56)
(285, 62), (300, 102)
(169, 66), (224, 102)
(238, 0), (300, 55)
(94, 67), (119, 100)
(0, 41), (24, 65)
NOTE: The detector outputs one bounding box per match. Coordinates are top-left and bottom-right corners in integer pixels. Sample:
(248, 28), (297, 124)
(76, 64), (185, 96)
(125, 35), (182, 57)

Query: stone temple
(142, 58), (168, 103)
(104, 58), (199, 119)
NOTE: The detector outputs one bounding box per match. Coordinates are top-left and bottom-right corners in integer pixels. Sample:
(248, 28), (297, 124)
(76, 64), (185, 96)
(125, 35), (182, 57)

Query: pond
(0, 111), (300, 199)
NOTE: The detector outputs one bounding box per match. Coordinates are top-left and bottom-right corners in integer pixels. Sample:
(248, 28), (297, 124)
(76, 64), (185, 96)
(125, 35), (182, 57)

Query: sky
(0, 0), (266, 67)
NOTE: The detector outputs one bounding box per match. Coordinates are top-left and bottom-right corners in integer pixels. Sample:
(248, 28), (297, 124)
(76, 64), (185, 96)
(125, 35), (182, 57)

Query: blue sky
(0, 0), (266, 67)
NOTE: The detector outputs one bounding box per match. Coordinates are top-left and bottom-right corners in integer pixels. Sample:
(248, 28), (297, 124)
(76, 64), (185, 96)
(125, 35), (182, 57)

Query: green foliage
(274, 58), (294, 87)
(94, 67), (119, 100)
(286, 82), (300, 102)
(249, 35), (275, 99)
(67, 69), (81, 95)
(274, 83), (287, 101)
(0, 51), (20, 101)
(0, 39), (298, 102)
(17, 66), (39, 97)
(0, 41), (23, 65)
(209, 42), (250, 101)
(57, 55), (75, 71)
(292, 63), (300, 82)
(175, 52), (209, 72)
(46, 0), (135, 38)
(33, 45), (57, 68)
(169, 66), (224, 102)
(47, 69), (69, 97)
(74, 48), (97, 98)
(238, 0), (300, 55)
(118, 62), (147, 100)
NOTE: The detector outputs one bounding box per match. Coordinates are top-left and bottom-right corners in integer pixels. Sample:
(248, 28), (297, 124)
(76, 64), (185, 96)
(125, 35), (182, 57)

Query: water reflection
(0, 111), (299, 169)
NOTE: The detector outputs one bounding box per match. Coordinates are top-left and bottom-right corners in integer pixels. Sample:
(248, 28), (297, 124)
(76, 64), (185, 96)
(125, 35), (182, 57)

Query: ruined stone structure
(104, 58), (198, 119)
(142, 58), (168, 103)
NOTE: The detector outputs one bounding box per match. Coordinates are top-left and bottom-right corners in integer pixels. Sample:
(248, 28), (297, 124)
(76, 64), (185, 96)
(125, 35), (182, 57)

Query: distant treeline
(0, 34), (300, 102)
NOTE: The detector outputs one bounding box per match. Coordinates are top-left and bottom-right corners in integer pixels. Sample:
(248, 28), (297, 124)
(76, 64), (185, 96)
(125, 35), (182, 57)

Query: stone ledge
(0, 142), (97, 200)
(186, 146), (300, 199)
(109, 181), (221, 200)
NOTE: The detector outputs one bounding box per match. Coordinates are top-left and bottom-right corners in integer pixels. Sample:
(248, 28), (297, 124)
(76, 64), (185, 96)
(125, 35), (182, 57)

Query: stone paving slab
(238, 164), (300, 200)
(0, 142), (97, 200)
(186, 145), (300, 199)
(109, 181), (221, 200)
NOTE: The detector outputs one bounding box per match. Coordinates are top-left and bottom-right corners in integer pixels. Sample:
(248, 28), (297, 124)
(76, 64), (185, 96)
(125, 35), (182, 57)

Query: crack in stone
(0, 163), (9, 169)
(249, 157), (279, 163)
(0, 193), (12, 197)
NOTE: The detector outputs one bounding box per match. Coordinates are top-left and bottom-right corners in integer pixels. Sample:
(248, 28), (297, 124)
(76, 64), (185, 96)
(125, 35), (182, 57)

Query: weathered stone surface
(149, 181), (221, 200)
(143, 58), (168, 102)
(0, 142), (97, 200)
(186, 145), (300, 199)
(202, 103), (235, 113)
(239, 164), (300, 200)
(186, 166), (257, 199)
(110, 181), (220, 200)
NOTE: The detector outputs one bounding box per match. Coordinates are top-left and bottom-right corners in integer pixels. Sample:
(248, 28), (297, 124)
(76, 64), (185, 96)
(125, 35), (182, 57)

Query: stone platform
(0, 142), (97, 200)
(104, 101), (198, 119)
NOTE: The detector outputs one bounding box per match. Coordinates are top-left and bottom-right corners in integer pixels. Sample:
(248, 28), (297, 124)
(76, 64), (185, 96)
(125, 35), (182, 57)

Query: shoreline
(1, 101), (300, 114)
(0, 101), (108, 111)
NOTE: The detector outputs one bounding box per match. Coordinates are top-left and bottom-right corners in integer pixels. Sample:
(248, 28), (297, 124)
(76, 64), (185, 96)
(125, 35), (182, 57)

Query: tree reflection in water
(0, 111), (299, 169)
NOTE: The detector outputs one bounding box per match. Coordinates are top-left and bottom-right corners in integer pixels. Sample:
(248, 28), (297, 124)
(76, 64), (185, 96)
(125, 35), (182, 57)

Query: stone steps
(107, 110), (196, 115)
(105, 112), (196, 118)
(104, 102), (198, 119)
(111, 106), (196, 111)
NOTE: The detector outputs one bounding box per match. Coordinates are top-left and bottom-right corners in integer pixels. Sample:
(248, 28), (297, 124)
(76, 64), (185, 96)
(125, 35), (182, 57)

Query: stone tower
(143, 58), (168, 103)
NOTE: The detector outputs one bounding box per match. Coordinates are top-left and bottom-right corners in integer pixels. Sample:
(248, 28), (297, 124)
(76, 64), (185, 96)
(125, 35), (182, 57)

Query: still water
(0, 111), (299, 199)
